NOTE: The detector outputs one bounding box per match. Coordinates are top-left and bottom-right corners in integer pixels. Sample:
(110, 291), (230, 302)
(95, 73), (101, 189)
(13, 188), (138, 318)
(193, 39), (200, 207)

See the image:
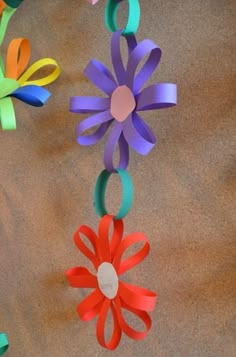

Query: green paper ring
(0, 333), (9, 356)
(4, 0), (23, 8)
(94, 168), (134, 220)
(105, 0), (140, 36)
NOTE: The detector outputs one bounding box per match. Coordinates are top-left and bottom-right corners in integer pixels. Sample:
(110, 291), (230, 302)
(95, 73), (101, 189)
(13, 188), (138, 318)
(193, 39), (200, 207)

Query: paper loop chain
(94, 168), (133, 220)
(0, 333), (8, 356)
(105, 0), (140, 36)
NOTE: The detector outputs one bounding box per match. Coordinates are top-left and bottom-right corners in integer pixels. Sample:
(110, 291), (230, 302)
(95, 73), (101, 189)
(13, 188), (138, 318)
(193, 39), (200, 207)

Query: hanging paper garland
(68, 0), (177, 351)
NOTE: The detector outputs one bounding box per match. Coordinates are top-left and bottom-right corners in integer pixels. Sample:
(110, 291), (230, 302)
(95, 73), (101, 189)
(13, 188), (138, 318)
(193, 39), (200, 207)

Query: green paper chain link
(105, 0), (140, 36)
(94, 168), (134, 220)
(0, 333), (8, 356)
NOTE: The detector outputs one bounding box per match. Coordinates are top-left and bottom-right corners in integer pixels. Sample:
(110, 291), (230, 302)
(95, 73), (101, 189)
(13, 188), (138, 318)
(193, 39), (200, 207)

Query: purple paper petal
(76, 109), (113, 145)
(70, 96), (110, 113)
(123, 113), (156, 155)
(126, 39), (161, 95)
(111, 30), (126, 85)
(136, 83), (177, 111)
(76, 121), (111, 146)
(118, 132), (129, 170)
(111, 30), (137, 85)
(84, 59), (117, 96)
(103, 122), (129, 172)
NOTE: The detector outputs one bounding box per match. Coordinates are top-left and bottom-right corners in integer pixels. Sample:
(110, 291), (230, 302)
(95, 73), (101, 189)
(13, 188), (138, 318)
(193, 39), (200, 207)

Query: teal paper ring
(0, 333), (9, 356)
(94, 168), (134, 220)
(105, 0), (140, 36)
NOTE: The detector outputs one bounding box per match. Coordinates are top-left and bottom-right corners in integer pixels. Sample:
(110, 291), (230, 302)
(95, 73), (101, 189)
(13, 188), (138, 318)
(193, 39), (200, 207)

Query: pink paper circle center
(110, 85), (136, 122)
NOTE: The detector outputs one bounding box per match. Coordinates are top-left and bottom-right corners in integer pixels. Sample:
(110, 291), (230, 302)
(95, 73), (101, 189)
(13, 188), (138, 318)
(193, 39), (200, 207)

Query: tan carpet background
(0, 0), (235, 356)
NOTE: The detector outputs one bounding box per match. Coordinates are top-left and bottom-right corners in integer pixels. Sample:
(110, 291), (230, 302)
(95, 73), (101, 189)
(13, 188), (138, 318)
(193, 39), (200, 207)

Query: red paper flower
(66, 215), (157, 350)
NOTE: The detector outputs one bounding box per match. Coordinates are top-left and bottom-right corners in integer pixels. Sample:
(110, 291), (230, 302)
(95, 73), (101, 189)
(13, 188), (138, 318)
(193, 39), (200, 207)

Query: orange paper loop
(0, 1), (6, 15)
(5, 38), (30, 80)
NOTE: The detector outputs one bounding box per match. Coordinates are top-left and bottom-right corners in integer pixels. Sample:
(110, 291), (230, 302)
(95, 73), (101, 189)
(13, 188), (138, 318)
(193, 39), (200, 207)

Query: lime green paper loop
(0, 5), (16, 46)
(0, 333), (8, 356)
(105, 0), (140, 36)
(0, 96), (16, 130)
(0, 78), (19, 98)
(0, 56), (4, 77)
(94, 168), (134, 220)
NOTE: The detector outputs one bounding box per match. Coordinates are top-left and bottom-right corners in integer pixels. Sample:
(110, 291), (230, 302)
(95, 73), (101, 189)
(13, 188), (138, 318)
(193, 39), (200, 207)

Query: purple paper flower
(70, 30), (177, 172)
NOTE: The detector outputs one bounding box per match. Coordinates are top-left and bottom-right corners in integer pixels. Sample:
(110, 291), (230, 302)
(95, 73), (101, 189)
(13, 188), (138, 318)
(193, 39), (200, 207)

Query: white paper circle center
(97, 262), (119, 299)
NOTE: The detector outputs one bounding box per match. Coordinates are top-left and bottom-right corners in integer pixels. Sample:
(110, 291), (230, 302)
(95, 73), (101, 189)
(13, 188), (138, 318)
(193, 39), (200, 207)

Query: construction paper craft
(86, 0), (122, 5)
(105, 0), (140, 35)
(4, 0), (23, 7)
(0, 333), (8, 355)
(0, 1), (6, 14)
(0, 37), (60, 130)
(87, 0), (138, 36)
(66, 214), (157, 350)
(94, 168), (133, 219)
(70, 30), (177, 172)
(0, 1), (16, 45)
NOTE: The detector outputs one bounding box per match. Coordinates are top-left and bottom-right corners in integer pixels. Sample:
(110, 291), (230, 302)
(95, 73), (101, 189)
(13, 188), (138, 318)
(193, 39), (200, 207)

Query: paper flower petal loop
(66, 215), (157, 350)
(0, 333), (8, 356)
(70, 30), (177, 172)
(0, 37), (60, 130)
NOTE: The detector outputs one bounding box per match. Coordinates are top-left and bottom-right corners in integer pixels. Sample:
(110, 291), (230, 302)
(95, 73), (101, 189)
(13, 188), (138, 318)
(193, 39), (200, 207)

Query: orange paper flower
(66, 215), (157, 350)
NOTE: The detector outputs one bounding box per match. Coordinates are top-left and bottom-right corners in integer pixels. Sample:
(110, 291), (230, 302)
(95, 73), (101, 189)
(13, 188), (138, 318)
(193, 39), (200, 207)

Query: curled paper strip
(0, 1), (6, 14)
(4, 0), (23, 7)
(70, 30), (177, 172)
(0, 1), (16, 45)
(0, 333), (8, 355)
(105, 0), (140, 36)
(66, 214), (157, 350)
(87, 0), (139, 36)
(0, 37), (60, 130)
(94, 168), (133, 219)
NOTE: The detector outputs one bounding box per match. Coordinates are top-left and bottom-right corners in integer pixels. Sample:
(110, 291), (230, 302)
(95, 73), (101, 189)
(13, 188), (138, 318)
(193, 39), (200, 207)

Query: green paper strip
(0, 55), (4, 77)
(4, 0), (23, 8)
(0, 5), (16, 46)
(0, 333), (8, 356)
(0, 96), (16, 130)
(94, 168), (134, 220)
(0, 78), (19, 98)
(105, 0), (140, 36)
